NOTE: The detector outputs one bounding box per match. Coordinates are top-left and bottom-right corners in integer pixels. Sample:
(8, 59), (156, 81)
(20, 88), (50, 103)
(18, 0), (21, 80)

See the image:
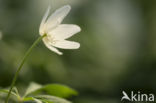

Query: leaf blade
(36, 95), (71, 103)
(24, 82), (42, 97)
(38, 84), (78, 98)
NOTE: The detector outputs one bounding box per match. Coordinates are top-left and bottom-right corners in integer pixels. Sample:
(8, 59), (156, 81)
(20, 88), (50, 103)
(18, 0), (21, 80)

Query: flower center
(46, 35), (58, 45)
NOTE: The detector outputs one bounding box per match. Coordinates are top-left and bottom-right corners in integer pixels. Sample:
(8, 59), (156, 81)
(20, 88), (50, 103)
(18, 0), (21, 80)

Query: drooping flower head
(39, 5), (81, 55)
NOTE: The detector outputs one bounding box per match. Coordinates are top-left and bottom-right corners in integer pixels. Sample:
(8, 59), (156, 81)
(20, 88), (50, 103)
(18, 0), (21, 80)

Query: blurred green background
(0, 0), (156, 103)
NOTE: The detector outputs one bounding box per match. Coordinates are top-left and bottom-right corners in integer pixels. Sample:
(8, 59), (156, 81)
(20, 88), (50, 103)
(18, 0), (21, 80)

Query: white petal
(53, 40), (80, 49)
(49, 24), (81, 39)
(46, 5), (71, 31)
(39, 6), (50, 35)
(43, 39), (63, 55)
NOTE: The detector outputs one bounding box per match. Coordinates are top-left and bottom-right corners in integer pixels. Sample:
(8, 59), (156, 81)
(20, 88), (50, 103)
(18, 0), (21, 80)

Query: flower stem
(5, 34), (46, 103)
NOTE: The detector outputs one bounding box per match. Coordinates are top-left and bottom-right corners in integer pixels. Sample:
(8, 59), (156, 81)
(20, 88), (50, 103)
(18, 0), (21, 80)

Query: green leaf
(41, 99), (54, 103)
(24, 82), (42, 97)
(37, 84), (78, 98)
(23, 97), (34, 101)
(36, 95), (71, 103)
(32, 97), (43, 103)
(23, 97), (43, 103)
(24, 83), (78, 98)
(13, 87), (20, 96)
(0, 88), (19, 98)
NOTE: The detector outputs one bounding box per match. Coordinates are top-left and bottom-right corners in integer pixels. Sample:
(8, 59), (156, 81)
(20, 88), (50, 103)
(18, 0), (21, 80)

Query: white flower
(39, 5), (81, 55)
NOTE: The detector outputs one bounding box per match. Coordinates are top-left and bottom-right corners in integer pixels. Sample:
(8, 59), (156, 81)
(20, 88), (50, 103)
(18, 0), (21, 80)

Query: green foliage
(0, 89), (18, 98)
(24, 82), (42, 97)
(35, 95), (71, 103)
(35, 84), (78, 98)
(0, 82), (77, 103)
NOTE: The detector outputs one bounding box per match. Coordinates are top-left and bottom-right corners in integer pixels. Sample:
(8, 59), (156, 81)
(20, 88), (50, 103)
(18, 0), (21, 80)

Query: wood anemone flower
(39, 5), (81, 55)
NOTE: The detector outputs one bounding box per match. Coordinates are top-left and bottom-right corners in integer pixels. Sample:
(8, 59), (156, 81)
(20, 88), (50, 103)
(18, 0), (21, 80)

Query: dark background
(0, 0), (156, 103)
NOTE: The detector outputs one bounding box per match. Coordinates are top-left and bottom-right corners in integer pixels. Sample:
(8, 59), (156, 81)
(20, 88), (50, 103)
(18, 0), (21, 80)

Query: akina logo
(121, 91), (155, 102)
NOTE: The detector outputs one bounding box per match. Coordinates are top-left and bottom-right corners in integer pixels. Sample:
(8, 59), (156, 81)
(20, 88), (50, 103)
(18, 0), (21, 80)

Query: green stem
(5, 34), (46, 103)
